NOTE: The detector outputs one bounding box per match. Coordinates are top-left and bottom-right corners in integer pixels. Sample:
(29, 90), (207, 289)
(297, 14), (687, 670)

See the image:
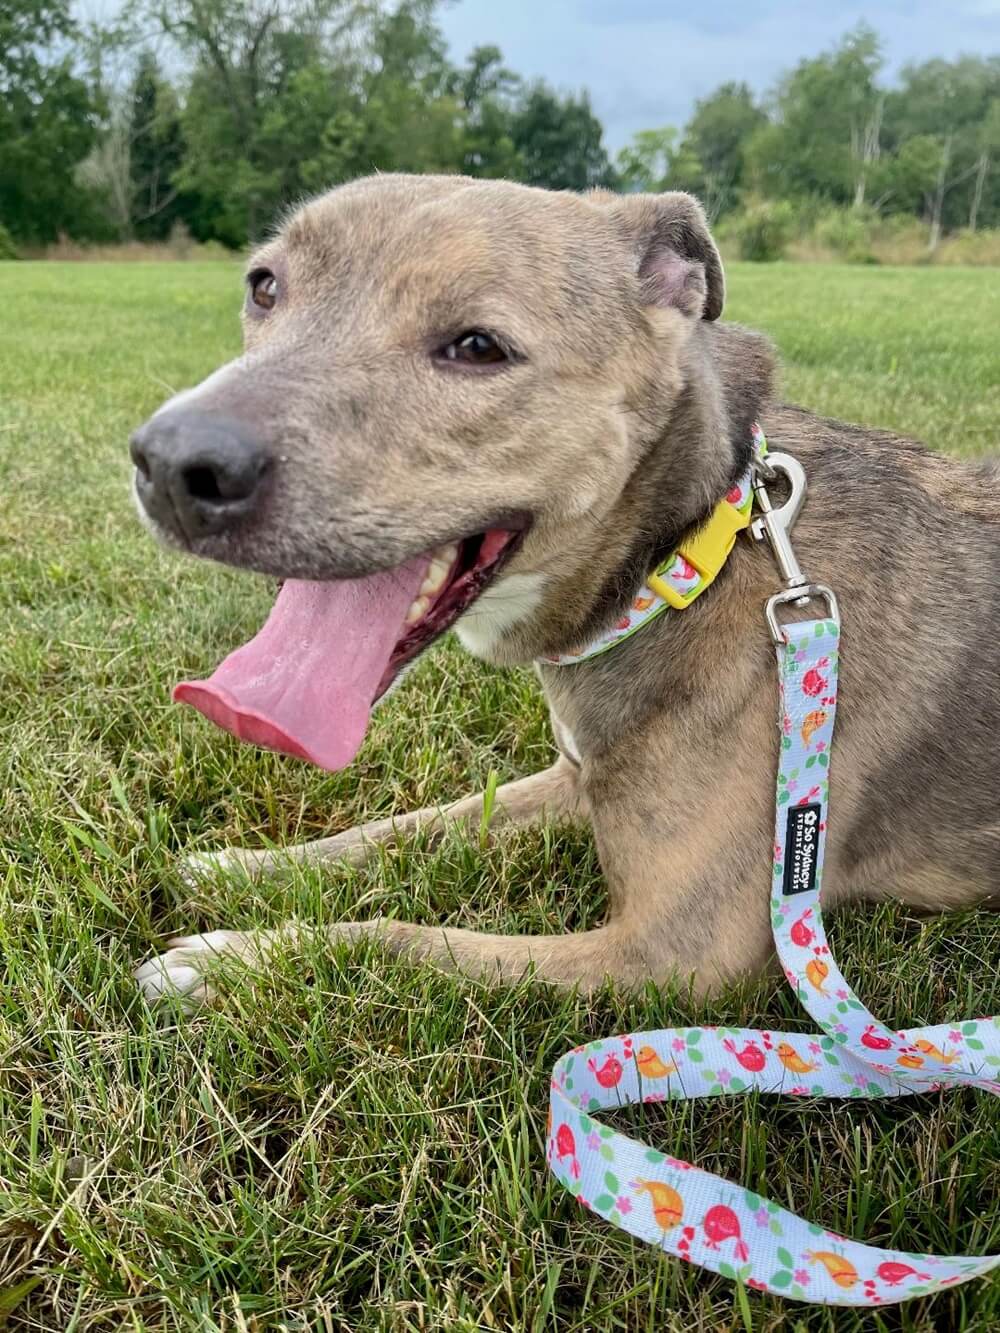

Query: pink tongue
(173, 557), (428, 771)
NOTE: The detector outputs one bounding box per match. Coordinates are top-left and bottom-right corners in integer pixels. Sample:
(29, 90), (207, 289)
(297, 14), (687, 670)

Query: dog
(130, 173), (1000, 1007)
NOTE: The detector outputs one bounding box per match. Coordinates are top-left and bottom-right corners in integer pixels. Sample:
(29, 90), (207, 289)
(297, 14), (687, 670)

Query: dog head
(131, 174), (746, 770)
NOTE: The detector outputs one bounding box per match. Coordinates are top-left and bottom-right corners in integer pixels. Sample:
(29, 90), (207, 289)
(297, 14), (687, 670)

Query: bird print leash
(544, 436), (1000, 1307)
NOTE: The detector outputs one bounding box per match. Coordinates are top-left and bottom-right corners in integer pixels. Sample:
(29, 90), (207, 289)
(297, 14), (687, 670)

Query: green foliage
(4, 5), (1000, 254)
(0, 223), (19, 259)
(725, 199), (795, 261)
(0, 1), (100, 244)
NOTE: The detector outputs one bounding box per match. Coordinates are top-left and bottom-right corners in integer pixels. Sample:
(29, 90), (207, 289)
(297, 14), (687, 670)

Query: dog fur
(132, 174), (1000, 1005)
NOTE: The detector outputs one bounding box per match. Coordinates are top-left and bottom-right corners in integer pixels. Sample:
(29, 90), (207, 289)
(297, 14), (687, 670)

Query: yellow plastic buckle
(648, 495), (753, 610)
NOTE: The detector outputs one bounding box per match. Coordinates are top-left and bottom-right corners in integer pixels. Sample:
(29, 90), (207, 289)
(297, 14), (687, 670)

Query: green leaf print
(778, 790), (790, 805)
(744, 1191), (762, 1211)
(776, 1248), (794, 1270)
(967, 1038), (984, 1051)
(770, 1269), (793, 1289)
(604, 1171), (620, 1193)
(687, 1030), (702, 1045)
(645, 1149), (666, 1164)
(593, 1193), (614, 1212)
(599, 1144), (614, 1162)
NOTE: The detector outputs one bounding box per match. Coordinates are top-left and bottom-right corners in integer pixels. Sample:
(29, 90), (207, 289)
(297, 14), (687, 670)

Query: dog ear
(612, 192), (725, 322)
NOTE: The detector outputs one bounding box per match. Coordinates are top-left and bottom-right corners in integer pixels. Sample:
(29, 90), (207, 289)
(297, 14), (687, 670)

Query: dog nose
(130, 410), (272, 539)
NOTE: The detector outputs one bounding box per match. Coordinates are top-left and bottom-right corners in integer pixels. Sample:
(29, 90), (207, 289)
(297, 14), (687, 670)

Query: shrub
(0, 224), (19, 260)
(813, 207), (878, 264)
(729, 200), (794, 262)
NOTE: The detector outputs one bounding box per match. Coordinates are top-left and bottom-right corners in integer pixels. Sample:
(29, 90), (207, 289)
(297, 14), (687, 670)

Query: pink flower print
(717, 1068), (732, 1085)
(815, 740), (826, 752)
(672, 1038), (686, 1052)
(834, 1022), (848, 1034)
(853, 1073), (868, 1088)
(753, 1206), (770, 1228)
(643, 1092), (666, 1103)
(794, 1269), (810, 1285)
(790, 1084), (809, 1095)
(586, 1131), (601, 1151)
(617, 1196), (632, 1215)
(808, 1042), (822, 1054)
(836, 989), (849, 1000)
(779, 901), (791, 915)
(949, 1029), (962, 1044)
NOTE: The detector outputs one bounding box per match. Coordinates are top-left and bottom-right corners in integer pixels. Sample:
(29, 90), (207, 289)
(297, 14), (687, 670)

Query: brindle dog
(131, 174), (1000, 1007)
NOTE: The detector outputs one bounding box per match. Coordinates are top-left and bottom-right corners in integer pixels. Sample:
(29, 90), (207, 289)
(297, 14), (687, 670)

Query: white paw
(134, 929), (253, 1007)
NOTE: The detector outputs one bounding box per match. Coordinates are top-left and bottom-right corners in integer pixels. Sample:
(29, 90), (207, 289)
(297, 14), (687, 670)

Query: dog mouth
(172, 528), (523, 771)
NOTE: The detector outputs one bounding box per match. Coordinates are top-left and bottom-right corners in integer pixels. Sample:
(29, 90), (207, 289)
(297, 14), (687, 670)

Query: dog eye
(440, 331), (508, 366)
(248, 270), (277, 311)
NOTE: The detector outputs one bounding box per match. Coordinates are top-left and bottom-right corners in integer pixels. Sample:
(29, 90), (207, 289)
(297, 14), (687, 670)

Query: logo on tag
(783, 803), (821, 896)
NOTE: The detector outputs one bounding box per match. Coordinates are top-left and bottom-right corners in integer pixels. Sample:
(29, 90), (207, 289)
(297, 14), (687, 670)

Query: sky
(435, 0), (1000, 150)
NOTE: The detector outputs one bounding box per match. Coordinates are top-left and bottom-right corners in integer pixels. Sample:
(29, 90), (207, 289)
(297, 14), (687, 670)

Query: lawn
(1, 260), (999, 1332)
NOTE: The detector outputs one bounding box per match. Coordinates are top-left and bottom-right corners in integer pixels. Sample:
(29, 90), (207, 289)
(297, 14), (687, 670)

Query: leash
(544, 437), (1000, 1306)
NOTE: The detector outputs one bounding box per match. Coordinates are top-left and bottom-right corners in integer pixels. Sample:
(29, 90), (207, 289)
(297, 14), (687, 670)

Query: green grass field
(2, 260), (999, 1332)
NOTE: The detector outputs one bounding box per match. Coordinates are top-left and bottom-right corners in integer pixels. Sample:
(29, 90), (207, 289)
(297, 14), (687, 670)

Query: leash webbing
(545, 618), (1000, 1305)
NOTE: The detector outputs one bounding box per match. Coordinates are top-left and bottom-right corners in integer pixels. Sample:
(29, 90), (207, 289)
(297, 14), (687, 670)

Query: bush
(813, 207), (878, 263)
(728, 200), (794, 262)
(0, 224), (19, 260)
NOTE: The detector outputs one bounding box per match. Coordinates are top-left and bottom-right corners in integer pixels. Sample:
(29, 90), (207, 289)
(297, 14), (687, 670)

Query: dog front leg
(135, 916), (654, 1004)
(182, 755), (587, 883)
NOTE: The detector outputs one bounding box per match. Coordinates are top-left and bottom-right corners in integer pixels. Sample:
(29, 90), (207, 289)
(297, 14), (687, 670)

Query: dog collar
(539, 423), (767, 666)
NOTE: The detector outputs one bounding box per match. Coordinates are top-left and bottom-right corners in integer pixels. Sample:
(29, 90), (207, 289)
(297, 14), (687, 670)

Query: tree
(507, 85), (616, 191)
(450, 45), (522, 179)
(133, 0), (370, 242)
(746, 25), (885, 208)
(0, 0), (100, 243)
(681, 82), (765, 218)
(617, 127), (683, 194)
(970, 101), (1000, 231)
(128, 52), (186, 239)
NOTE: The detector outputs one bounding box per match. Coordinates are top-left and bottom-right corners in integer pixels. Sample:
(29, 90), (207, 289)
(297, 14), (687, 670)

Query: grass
(1, 260), (999, 1332)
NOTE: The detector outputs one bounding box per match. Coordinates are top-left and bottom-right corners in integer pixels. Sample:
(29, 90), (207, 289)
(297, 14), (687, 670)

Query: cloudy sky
(436, 0), (1000, 150)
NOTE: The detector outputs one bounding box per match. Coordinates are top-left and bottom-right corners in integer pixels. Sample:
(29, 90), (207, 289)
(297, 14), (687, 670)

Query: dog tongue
(173, 556), (428, 771)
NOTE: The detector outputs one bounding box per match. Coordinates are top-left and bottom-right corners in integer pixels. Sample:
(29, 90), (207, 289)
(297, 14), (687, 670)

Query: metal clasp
(751, 452), (839, 645)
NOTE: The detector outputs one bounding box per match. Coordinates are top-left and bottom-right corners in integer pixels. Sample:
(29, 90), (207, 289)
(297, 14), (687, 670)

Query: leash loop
(545, 444), (1000, 1306)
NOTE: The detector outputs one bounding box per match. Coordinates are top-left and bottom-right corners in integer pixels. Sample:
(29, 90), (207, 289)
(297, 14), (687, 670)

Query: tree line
(2, 4), (998, 253)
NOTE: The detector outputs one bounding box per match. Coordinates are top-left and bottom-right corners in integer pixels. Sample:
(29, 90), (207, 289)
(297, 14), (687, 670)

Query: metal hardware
(751, 452), (841, 645)
(765, 583), (840, 646)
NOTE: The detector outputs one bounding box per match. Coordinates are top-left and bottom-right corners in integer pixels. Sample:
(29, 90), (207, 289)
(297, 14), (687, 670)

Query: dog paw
(134, 929), (255, 1007)
(178, 850), (251, 888)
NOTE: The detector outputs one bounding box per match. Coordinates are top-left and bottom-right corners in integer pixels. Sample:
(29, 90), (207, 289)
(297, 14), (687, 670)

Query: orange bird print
(636, 1045), (678, 1079)
(633, 1180), (684, 1231)
(806, 1251), (859, 1289)
(805, 958), (830, 995)
(913, 1039), (959, 1065)
(776, 1042), (819, 1075)
(800, 709), (828, 745)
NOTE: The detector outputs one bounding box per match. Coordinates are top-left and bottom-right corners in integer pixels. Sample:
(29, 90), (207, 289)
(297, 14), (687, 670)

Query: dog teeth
(406, 543), (460, 629)
(419, 558), (451, 598)
(405, 594), (430, 625)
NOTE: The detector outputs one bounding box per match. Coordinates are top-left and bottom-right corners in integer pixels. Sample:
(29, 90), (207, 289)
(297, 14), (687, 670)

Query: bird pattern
(546, 616), (1000, 1306)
